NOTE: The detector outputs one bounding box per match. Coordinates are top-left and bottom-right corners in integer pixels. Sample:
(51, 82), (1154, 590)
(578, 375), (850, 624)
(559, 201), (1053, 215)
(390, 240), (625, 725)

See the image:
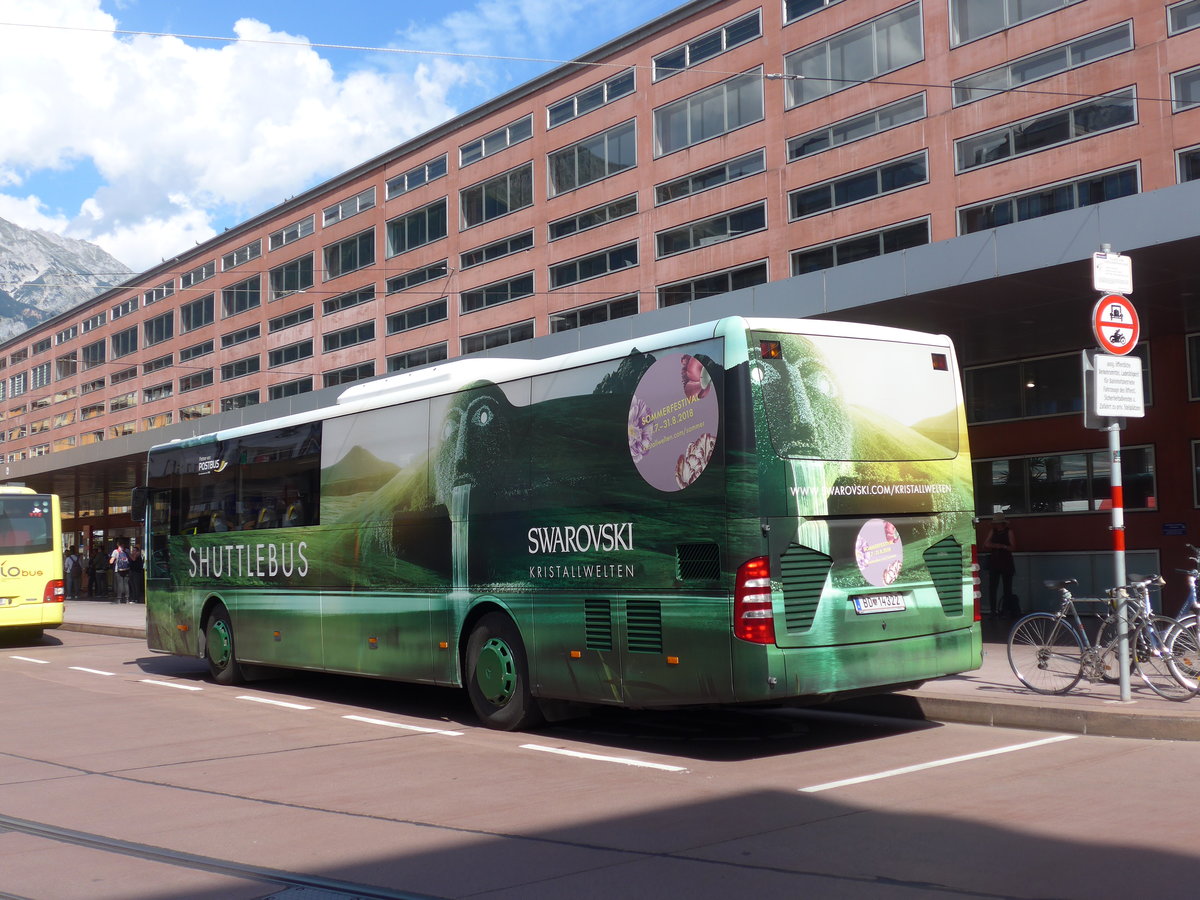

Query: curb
(59, 622), (147, 641)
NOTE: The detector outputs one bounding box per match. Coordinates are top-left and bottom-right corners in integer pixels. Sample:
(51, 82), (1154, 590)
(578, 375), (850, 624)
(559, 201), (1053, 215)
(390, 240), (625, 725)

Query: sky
(0, 0), (682, 273)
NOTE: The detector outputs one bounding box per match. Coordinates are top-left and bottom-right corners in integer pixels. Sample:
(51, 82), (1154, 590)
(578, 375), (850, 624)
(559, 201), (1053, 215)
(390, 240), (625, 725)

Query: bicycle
(1162, 547), (1200, 697)
(1007, 576), (1194, 700)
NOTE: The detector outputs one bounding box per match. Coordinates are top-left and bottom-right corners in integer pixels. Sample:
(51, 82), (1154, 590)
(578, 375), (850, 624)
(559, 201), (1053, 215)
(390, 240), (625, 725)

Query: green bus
(136, 316), (979, 729)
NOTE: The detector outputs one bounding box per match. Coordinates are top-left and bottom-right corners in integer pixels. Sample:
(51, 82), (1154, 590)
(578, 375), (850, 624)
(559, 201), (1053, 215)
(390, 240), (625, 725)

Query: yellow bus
(0, 486), (64, 642)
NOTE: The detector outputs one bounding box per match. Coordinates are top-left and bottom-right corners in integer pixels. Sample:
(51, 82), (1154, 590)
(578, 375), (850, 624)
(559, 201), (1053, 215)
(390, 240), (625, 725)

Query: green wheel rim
(209, 619), (233, 670)
(475, 637), (516, 706)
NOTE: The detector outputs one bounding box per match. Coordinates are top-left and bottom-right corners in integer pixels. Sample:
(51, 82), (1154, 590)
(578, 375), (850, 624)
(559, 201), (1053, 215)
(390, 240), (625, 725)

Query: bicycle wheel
(1007, 613), (1084, 695)
(1132, 616), (1194, 701)
(1164, 618), (1200, 698)
(1096, 617), (1133, 684)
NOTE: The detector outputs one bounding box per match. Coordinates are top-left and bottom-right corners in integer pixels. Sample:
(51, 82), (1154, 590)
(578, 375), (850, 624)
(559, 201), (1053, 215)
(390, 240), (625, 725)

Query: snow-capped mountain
(0, 217), (132, 343)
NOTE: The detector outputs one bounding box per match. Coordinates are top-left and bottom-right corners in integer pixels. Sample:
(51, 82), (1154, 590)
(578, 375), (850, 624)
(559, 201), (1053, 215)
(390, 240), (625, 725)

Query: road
(1, 629), (1197, 899)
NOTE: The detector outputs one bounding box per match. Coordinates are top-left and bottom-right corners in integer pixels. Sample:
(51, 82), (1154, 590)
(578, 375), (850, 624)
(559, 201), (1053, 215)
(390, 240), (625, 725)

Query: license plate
(852, 593), (906, 615)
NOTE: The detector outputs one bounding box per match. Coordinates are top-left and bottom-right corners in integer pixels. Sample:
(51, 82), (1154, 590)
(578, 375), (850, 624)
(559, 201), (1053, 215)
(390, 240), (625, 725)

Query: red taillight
(970, 545), (981, 623)
(734, 556), (775, 644)
(44, 580), (65, 603)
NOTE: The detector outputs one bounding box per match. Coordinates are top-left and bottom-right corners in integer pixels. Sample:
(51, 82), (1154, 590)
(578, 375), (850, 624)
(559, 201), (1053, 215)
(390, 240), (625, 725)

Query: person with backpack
(64, 545), (83, 601)
(128, 540), (145, 604)
(109, 538), (132, 604)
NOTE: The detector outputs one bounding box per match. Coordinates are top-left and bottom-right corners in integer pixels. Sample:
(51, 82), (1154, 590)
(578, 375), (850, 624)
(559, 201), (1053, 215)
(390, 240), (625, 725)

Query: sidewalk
(58, 604), (1200, 741)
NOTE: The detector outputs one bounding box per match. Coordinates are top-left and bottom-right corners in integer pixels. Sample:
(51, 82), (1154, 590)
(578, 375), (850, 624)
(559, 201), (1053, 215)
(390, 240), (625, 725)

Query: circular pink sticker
(854, 519), (904, 587)
(628, 353), (719, 492)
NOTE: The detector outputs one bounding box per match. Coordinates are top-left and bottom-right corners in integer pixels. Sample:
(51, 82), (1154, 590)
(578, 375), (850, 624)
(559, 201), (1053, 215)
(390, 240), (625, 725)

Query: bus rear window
(753, 332), (960, 461)
(0, 496), (54, 553)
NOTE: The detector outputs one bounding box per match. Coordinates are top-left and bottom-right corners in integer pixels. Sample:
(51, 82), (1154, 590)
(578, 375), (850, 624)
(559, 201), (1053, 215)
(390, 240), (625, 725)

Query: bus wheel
(465, 613), (543, 731)
(205, 607), (244, 686)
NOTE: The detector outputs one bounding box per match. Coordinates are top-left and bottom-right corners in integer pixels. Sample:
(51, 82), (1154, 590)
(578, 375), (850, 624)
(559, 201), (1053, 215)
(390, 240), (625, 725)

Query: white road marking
(69, 666), (115, 676)
(799, 734), (1079, 793)
(521, 743), (688, 772)
(140, 679), (203, 691)
(237, 695), (314, 710)
(342, 715), (463, 737)
(10, 656), (49, 664)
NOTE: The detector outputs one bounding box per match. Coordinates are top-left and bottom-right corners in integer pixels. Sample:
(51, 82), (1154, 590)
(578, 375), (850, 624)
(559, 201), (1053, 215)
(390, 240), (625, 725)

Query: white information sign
(1093, 354), (1144, 418)
(1092, 252), (1133, 294)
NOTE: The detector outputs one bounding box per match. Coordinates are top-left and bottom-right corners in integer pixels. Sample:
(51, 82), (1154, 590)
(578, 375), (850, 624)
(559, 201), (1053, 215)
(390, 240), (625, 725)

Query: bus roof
(148, 316), (953, 453)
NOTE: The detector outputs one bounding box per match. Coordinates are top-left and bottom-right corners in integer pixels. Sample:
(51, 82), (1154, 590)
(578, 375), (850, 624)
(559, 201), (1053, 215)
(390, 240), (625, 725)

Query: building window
(460, 115), (533, 167)
(179, 370), (214, 393)
(386, 199), (447, 257)
(1179, 145), (1200, 183)
(53, 387), (76, 403)
(386, 261), (448, 294)
(56, 325), (77, 344)
(143, 354), (172, 374)
(269, 340), (313, 368)
(653, 11), (760, 81)
(549, 196), (636, 242)
(220, 277), (261, 318)
(111, 366), (137, 385)
(180, 294), (215, 332)
(551, 242), (638, 288)
(31, 443), (51, 457)
(654, 71), (762, 156)
(461, 320), (534, 354)
(143, 280), (174, 306)
(790, 152), (928, 219)
(221, 324), (261, 349)
(548, 69), (635, 127)
(967, 345), (1150, 423)
(177, 403), (212, 421)
(268, 306), (314, 332)
(268, 378), (313, 400)
(1171, 0), (1200, 35)
(461, 231), (533, 268)
(143, 382), (173, 403)
(9, 372), (26, 398)
(323, 322), (375, 352)
(387, 343), (448, 372)
(974, 446), (1156, 516)
(109, 326), (137, 359)
(461, 163), (534, 228)
(180, 260), (216, 289)
(269, 254), (315, 299)
(324, 229), (374, 281)
(269, 214), (314, 251)
(461, 273), (534, 313)
(958, 165), (1139, 233)
(9, 349), (26, 364)
(55, 352), (77, 380)
(222, 238), (262, 271)
(386, 154), (448, 199)
(656, 203), (765, 258)
(31, 338), (51, 356)
(111, 297), (136, 320)
(143, 413), (172, 431)
(785, 4), (922, 107)
(30, 362), (51, 390)
(179, 340), (214, 363)
(549, 120), (636, 195)
(784, 0), (845, 24)
(788, 94), (926, 162)
(81, 378), (105, 394)
(323, 287), (374, 317)
(81, 403), (105, 420)
(950, 0), (1083, 46)
(81, 339), (106, 370)
(953, 22), (1133, 106)
(658, 261), (768, 308)
(82, 312), (105, 333)
(323, 362), (375, 388)
(655, 151), (764, 206)
(52, 410), (76, 428)
(221, 355), (261, 381)
(144, 312), (174, 346)
(81, 430), (103, 446)
(791, 219), (930, 274)
(550, 295), (638, 333)
(109, 391), (136, 412)
(323, 187), (376, 226)
(1174, 65), (1200, 112)
(221, 391), (260, 412)
(956, 89), (1136, 172)
(387, 299), (448, 335)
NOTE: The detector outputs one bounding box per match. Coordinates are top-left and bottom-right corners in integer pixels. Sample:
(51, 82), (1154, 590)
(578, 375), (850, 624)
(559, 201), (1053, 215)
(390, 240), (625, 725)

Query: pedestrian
(984, 513), (1017, 617)
(109, 538), (132, 604)
(64, 545), (83, 601)
(128, 540), (145, 604)
(89, 544), (107, 597)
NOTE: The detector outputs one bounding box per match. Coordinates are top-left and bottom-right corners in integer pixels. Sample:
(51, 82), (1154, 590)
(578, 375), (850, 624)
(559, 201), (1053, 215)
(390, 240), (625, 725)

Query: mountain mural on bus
(166, 329), (970, 599)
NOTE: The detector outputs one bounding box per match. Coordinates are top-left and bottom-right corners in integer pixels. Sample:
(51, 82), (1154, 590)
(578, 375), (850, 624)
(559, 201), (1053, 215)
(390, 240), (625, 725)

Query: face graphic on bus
(434, 386), (518, 507)
(757, 337), (853, 460)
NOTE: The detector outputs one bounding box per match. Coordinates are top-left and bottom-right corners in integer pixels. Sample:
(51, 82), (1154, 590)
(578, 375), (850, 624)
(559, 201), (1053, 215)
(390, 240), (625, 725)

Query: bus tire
(205, 606), (245, 686)
(465, 612), (543, 731)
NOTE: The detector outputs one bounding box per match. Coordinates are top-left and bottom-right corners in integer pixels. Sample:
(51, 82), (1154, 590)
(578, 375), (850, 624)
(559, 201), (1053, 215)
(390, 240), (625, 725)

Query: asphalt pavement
(57, 601), (1200, 741)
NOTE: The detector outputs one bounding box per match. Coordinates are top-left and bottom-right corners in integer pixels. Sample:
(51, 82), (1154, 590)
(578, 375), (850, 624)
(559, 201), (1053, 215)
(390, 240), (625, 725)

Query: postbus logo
(197, 456), (228, 475)
(0, 560), (45, 578)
